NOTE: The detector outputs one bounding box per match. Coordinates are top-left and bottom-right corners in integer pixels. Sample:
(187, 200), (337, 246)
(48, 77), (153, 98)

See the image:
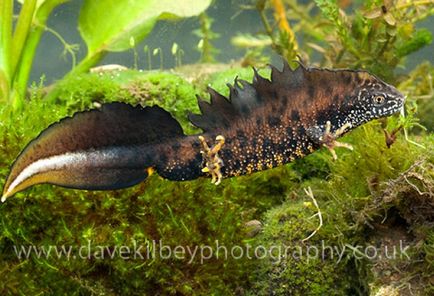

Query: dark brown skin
(158, 62), (405, 180)
(1, 61), (405, 201)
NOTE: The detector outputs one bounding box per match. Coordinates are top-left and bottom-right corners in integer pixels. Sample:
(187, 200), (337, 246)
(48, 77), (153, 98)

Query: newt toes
(1, 60), (405, 202)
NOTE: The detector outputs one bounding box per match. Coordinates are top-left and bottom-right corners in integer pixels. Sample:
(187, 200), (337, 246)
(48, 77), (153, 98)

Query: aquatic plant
(194, 12), (220, 63)
(234, 0), (432, 80)
(0, 0), (211, 108)
(0, 0), (433, 295)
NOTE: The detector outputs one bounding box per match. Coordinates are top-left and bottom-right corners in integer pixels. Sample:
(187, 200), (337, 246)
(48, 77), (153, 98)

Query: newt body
(2, 61), (405, 201)
(155, 62), (404, 180)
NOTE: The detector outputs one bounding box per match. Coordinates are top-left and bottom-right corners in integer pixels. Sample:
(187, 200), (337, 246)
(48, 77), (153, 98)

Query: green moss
(247, 200), (355, 296)
(53, 69), (201, 134)
(1, 64), (433, 295)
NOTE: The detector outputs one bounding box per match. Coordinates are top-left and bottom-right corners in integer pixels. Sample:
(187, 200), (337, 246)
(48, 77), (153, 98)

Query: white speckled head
(347, 74), (405, 127)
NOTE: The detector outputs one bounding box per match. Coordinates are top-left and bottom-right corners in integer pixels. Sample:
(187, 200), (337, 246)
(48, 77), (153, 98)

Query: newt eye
(372, 95), (385, 106)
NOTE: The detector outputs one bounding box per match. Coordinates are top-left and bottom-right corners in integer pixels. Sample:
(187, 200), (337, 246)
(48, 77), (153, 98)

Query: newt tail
(2, 61), (405, 202)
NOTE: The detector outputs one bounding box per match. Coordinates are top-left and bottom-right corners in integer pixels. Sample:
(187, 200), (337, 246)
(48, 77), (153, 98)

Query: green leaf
(78, 0), (211, 54)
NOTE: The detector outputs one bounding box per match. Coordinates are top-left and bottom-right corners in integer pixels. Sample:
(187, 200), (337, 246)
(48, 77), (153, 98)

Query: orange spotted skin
(158, 62), (405, 181)
(2, 61), (405, 199)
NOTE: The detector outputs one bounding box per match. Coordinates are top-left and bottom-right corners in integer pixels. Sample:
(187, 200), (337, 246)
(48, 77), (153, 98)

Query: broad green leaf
(79, 0), (211, 54)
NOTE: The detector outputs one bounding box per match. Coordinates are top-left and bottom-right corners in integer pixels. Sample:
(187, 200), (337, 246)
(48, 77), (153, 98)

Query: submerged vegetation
(0, 0), (433, 295)
(0, 0), (211, 108)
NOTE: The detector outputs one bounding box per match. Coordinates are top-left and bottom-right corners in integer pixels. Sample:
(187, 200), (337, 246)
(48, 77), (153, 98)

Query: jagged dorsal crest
(188, 60), (371, 132)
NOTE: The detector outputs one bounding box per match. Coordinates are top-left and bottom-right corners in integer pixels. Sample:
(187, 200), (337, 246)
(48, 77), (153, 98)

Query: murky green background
(23, 0), (434, 84)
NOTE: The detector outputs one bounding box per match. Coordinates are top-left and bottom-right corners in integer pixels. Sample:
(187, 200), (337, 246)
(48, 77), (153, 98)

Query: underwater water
(30, 0), (434, 83)
(1, 0), (433, 295)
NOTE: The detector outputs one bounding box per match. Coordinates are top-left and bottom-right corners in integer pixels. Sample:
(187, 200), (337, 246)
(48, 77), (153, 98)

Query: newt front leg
(321, 121), (353, 160)
(307, 121), (353, 160)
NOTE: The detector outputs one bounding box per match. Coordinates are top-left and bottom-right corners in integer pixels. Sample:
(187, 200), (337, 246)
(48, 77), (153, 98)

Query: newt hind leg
(198, 135), (225, 185)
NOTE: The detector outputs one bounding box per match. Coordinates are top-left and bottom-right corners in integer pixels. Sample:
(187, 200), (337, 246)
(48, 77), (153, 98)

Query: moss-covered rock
(246, 200), (356, 295)
(246, 122), (433, 295)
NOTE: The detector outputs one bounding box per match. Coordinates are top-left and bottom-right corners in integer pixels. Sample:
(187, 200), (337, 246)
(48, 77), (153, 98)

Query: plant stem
(159, 49), (163, 70)
(43, 25), (78, 68)
(257, 4), (275, 44)
(12, 21), (46, 107)
(257, 6), (276, 48)
(147, 49), (152, 70)
(377, 36), (390, 58)
(335, 48), (346, 64)
(270, 0), (298, 51)
(11, 0), (37, 77)
(12, 0), (68, 108)
(198, 13), (216, 63)
(0, 0), (13, 102)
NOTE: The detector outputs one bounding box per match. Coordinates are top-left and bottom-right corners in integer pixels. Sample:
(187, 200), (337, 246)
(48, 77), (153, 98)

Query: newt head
(345, 71), (405, 127)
